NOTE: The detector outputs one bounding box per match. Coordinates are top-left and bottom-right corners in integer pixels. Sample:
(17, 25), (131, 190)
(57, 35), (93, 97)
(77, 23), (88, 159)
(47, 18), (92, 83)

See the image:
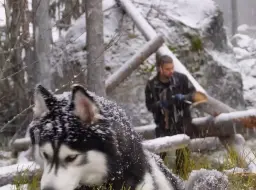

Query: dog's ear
(33, 84), (56, 118)
(71, 84), (102, 124)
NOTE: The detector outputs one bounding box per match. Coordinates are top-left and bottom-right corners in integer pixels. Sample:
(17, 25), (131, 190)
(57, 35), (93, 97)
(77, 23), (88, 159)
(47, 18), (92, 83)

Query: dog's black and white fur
(28, 84), (185, 190)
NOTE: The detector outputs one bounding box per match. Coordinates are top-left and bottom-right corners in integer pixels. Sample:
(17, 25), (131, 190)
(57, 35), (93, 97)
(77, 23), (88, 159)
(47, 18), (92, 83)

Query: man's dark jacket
(145, 71), (197, 137)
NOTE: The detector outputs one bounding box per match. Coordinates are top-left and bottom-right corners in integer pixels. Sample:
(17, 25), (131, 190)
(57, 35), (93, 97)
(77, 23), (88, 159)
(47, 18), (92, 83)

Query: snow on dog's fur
(28, 84), (185, 190)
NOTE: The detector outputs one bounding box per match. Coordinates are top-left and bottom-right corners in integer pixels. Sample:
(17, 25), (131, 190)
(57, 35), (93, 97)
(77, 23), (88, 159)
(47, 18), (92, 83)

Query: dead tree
(105, 35), (164, 93)
(34, 0), (52, 90)
(231, 0), (238, 35)
(85, 0), (106, 97)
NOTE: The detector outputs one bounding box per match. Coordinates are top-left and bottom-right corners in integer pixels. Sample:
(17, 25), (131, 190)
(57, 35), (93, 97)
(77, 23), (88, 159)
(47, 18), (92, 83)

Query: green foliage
(13, 169), (41, 190)
(168, 46), (177, 53)
(184, 33), (203, 52)
(228, 173), (256, 190)
(190, 36), (203, 52)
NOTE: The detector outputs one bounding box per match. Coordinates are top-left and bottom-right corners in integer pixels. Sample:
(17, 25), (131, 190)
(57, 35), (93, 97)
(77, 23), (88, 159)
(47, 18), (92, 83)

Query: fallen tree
(11, 134), (191, 154)
(105, 34), (164, 93)
(142, 134), (190, 153)
(134, 109), (256, 137)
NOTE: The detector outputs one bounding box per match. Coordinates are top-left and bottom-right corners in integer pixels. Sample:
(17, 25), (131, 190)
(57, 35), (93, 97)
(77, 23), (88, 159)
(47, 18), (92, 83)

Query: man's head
(158, 55), (174, 79)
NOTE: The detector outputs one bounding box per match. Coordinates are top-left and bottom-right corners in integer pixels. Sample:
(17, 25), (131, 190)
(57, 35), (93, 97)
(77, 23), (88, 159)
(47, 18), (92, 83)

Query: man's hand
(173, 94), (185, 101)
(160, 100), (169, 109)
(159, 89), (171, 109)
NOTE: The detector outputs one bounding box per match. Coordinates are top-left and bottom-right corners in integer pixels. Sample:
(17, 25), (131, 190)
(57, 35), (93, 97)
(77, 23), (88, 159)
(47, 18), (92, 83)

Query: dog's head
(29, 84), (120, 190)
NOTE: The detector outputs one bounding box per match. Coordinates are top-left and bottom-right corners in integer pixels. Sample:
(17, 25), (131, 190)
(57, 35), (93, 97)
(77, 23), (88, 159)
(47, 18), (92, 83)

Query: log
(0, 162), (41, 187)
(11, 138), (31, 153)
(142, 134), (190, 153)
(11, 135), (190, 154)
(9, 135), (223, 154)
(134, 109), (256, 138)
(188, 137), (223, 152)
(105, 34), (164, 93)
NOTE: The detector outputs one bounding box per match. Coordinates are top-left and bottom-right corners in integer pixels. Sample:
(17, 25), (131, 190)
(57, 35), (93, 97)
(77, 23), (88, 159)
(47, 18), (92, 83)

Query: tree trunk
(231, 0), (238, 35)
(34, 0), (52, 90)
(85, 0), (106, 97)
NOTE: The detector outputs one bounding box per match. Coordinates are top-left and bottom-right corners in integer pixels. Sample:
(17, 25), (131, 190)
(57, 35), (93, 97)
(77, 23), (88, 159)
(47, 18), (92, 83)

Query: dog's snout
(42, 187), (55, 190)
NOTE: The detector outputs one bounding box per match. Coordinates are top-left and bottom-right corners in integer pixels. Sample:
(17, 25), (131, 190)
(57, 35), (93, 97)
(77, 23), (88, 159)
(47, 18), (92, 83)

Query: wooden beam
(105, 34), (164, 93)
(134, 109), (256, 137)
(11, 134), (190, 154)
(142, 134), (190, 153)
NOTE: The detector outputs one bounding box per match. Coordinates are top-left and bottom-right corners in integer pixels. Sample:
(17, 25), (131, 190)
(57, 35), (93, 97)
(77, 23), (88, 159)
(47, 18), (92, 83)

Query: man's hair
(157, 55), (173, 67)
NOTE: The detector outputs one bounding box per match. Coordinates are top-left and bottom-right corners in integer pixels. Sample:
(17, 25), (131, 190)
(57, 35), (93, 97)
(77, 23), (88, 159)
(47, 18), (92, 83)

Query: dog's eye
(65, 155), (78, 163)
(43, 152), (49, 160)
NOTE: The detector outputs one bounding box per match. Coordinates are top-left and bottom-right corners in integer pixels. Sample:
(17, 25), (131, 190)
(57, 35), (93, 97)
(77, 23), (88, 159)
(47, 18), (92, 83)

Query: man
(145, 55), (197, 178)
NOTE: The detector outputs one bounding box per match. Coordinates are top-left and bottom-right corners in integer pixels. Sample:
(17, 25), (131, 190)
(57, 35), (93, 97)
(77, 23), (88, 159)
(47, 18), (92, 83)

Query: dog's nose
(42, 187), (55, 190)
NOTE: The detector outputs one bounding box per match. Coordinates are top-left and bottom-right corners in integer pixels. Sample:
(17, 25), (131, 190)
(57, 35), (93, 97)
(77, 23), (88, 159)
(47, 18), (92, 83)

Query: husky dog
(28, 84), (185, 190)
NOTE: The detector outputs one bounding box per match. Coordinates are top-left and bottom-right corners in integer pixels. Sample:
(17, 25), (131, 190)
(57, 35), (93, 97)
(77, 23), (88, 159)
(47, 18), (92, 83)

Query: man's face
(159, 63), (174, 79)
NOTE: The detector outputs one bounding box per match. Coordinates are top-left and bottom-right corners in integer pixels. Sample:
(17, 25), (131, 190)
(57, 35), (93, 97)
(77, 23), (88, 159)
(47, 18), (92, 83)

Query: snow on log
(193, 109), (256, 136)
(105, 34), (164, 93)
(136, 125), (223, 152)
(0, 162), (41, 187)
(215, 109), (256, 128)
(135, 109), (256, 137)
(193, 108), (256, 125)
(142, 134), (190, 153)
(134, 124), (156, 133)
(11, 135), (191, 154)
(188, 137), (223, 152)
(220, 134), (256, 173)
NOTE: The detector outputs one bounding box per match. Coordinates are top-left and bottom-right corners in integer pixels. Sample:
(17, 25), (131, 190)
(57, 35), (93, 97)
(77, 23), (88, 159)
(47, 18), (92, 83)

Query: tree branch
(105, 34), (164, 93)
